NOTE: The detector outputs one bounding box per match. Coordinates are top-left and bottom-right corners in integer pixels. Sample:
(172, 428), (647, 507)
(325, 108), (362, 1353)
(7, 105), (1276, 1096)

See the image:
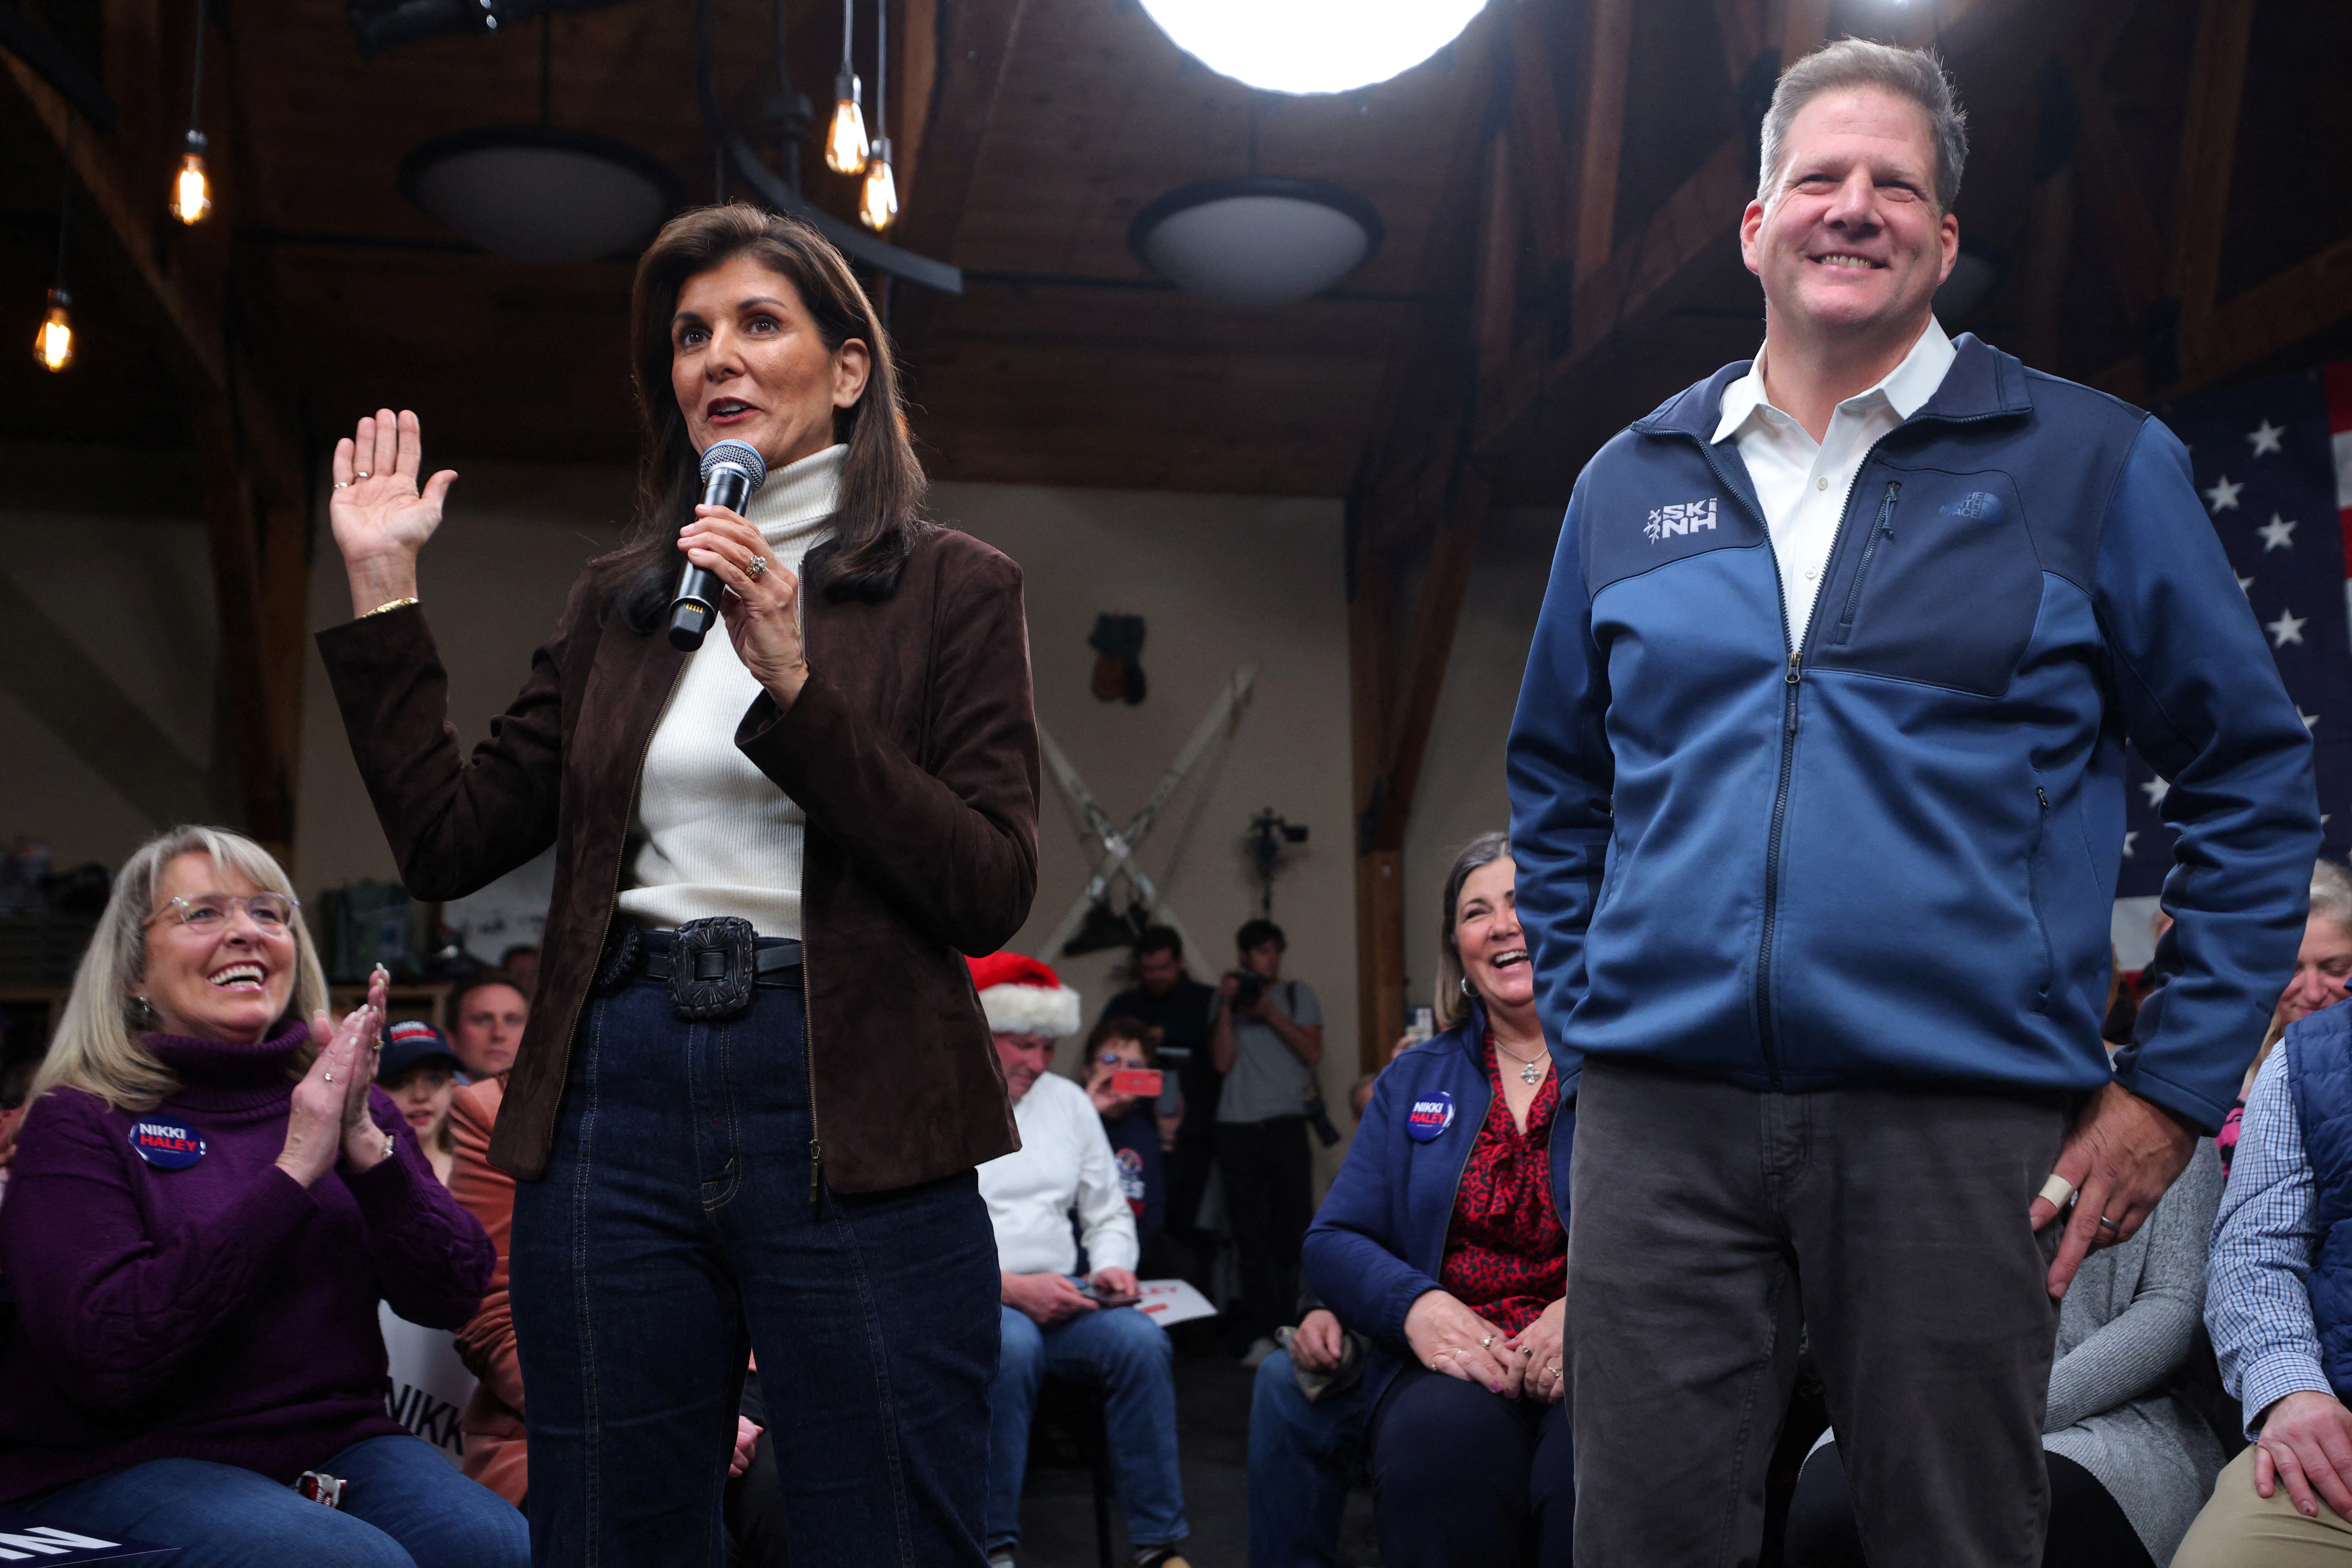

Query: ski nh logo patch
(1645, 497), (1719, 542)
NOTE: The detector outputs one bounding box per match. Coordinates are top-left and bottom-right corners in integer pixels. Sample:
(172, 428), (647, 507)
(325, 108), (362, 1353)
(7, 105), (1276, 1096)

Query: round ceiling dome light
(399, 126), (681, 266)
(1138, 0), (1490, 95)
(1130, 177), (1383, 307)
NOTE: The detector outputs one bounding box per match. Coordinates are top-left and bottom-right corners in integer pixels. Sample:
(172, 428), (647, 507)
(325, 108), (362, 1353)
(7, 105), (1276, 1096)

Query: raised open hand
(330, 408), (457, 617)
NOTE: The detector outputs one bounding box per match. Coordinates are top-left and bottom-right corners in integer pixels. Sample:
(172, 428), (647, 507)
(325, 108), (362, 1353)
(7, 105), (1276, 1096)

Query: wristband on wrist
(361, 596), (419, 618)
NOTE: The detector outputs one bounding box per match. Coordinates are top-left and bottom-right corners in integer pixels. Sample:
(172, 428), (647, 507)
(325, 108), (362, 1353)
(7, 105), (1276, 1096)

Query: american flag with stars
(2115, 363), (2352, 956)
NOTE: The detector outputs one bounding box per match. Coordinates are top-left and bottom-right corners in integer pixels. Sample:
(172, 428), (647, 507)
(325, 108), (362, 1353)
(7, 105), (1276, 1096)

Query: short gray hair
(1758, 39), (1968, 211)
(2313, 859), (2352, 936)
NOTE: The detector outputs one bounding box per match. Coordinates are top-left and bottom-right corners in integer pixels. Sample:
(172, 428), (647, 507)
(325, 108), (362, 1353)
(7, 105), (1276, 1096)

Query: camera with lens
(1228, 969), (1267, 1012)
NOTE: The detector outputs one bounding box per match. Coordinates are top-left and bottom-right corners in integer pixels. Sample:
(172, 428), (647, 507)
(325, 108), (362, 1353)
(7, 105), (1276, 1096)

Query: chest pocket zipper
(1834, 482), (1901, 642)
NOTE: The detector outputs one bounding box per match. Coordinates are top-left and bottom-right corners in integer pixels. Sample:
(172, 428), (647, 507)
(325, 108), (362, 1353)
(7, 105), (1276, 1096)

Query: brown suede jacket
(316, 526), (1037, 1190)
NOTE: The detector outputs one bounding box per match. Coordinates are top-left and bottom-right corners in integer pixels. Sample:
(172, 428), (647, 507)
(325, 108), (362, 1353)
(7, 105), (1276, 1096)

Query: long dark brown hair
(1437, 831), (1512, 1030)
(595, 203), (930, 626)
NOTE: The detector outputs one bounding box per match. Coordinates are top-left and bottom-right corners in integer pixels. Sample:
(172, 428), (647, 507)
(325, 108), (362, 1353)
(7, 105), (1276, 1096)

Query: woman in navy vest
(1303, 832), (1575, 1566)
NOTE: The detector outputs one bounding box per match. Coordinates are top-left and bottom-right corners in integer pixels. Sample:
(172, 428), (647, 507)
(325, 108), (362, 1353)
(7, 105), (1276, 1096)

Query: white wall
(0, 451), (224, 873)
(936, 481), (1361, 1180)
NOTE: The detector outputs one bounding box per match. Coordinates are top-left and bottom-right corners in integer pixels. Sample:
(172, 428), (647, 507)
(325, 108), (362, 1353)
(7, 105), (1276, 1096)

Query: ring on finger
(2097, 1214), (2120, 1232)
(355, 470), (371, 480)
(1480, 1333), (1495, 1349)
(333, 480), (351, 489)
(746, 554), (769, 580)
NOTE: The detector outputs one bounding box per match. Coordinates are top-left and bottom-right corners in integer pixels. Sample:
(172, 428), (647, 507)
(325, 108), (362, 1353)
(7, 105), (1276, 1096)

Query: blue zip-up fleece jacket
(1506, 333), (2318, 1132)
(1302, 1002), (1574, 1409)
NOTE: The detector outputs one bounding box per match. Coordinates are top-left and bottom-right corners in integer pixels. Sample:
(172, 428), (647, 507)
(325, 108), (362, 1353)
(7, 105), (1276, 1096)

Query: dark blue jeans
(509, 959), (1000, 1567)
(1370, 1364), (1574, 1567)
(1246, 1348), (1375, 1568)
(27, 1434), (529, 1568)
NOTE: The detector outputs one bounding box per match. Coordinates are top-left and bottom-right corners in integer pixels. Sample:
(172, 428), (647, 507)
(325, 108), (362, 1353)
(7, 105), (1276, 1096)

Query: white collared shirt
(1712, 318), (1957, 646)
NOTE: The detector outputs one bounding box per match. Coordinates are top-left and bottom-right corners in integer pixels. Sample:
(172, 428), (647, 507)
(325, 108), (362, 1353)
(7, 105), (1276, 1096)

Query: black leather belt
(642, 939), (803, 987)
(594, 917), (803, 1021)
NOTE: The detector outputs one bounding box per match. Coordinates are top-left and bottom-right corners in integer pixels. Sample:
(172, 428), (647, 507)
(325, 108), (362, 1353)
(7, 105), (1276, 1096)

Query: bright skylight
(1138, 0), (1491, 96)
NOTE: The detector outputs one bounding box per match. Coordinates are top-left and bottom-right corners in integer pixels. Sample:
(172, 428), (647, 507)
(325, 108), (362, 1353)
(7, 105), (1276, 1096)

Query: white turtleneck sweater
(615, 443), (844, 937)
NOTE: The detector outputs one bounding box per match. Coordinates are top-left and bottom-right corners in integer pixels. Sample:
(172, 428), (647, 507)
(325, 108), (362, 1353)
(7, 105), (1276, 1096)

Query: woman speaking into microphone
(316, 205), (1038, 1565)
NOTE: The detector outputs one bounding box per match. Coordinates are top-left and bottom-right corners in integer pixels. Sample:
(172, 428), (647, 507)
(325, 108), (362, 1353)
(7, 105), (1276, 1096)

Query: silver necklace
(1492, 1037), (1546, 1086)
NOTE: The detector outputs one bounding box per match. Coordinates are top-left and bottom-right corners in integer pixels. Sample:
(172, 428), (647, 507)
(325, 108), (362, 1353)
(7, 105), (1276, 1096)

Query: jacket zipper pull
(808, 1138), (824, 1206)
(2036, 786), (2050, 810)
(1786, 652), (1801, 685)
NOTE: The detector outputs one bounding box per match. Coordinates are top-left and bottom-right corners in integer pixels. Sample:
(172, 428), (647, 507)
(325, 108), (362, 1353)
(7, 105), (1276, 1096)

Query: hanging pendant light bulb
(825, 74), (869, 174)
(34, 288), (73, 373)
(823, 0), (868, 174)
(859, 138), (898, 230)
(38, 115), (77, 373)
(170, 0), (214, 224)
(172, 132), (212, 225)
(855, 0), (897, 230)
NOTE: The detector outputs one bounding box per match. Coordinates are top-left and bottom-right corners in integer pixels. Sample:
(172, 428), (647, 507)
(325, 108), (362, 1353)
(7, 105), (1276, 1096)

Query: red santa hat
(967, 951), (1082, 1039)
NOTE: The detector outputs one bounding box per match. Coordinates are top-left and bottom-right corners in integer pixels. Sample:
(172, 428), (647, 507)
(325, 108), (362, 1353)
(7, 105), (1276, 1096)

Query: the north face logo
(1645, 497), (1719, 541)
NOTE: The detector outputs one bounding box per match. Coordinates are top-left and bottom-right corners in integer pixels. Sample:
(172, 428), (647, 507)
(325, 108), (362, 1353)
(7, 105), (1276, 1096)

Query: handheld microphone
(668, 439), (770, 652)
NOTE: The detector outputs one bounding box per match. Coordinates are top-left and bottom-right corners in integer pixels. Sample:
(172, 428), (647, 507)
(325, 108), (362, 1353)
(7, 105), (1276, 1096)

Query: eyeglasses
(148, 892), (300, 933)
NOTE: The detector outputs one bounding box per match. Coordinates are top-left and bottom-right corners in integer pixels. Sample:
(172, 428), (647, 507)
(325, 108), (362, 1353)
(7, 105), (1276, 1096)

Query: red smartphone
(1110, 1068), (1163, 1098)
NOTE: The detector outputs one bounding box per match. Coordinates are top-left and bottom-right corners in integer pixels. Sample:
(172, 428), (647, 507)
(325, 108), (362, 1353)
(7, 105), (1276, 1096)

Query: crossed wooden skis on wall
(1037, 666), (1258, 960)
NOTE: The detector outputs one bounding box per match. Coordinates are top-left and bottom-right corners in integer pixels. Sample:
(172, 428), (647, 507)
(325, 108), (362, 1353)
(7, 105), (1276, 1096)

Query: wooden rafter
(1572, 0), (1634, 283)
(2095, 233), (2352, 405)
(887, 0), (1031, 369)
(2166, 0), (2257, 364)
(1506, 1), (1573, 272)
(2070, 71), (2165, 322)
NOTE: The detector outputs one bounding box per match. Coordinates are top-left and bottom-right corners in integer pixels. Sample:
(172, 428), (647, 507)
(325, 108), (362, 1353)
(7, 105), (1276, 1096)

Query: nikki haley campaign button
(129, 1119), (206, 1170)
(1404, 1091), (1455, 1143)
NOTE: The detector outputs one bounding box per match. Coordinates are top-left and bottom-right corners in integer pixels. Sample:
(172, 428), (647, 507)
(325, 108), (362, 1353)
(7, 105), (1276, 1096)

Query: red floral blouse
(1436, 1036), (1566, 1336)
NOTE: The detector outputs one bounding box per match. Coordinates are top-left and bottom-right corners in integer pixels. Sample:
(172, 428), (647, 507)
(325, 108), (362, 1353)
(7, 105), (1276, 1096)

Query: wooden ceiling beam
(1708, 0), (1766, 87)
(2166, 0), (2256, 358)
(890, 0), (941, 206)
(888, 0), (1031, 371)
(2069, 71), (2164, 320)
(1506, 1), (1574, 272)
(1572, 0), (1635, 283)
(2094, 233), (2352, 406)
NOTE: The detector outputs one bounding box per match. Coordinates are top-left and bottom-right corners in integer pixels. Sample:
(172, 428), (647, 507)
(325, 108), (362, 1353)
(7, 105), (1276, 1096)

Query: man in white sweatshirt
(970, 953), (1192, 1568)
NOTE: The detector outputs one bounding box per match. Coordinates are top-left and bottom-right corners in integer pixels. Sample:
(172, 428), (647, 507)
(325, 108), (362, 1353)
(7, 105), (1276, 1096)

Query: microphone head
(700, 439), (768, 494)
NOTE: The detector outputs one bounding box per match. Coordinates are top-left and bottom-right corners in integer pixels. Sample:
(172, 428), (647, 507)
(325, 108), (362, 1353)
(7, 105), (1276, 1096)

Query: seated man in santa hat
(970, 952), (1192, 1568)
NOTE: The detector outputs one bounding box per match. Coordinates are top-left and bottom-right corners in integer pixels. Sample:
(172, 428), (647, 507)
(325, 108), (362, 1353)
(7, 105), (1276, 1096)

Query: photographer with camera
(1211, 918), (1325, 1366)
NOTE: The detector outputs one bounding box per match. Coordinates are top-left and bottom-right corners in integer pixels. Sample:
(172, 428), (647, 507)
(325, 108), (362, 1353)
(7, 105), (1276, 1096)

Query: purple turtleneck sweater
(0, 1022), (494, 1501)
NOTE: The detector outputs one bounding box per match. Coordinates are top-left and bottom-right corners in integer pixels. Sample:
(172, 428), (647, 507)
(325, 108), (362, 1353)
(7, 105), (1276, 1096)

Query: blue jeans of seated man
(988, 1299), (1187, 1553)
(510, 958), (1001, 1568)
(25, 1433), (529, 1568)
(1247, 1349), (1376, 1568)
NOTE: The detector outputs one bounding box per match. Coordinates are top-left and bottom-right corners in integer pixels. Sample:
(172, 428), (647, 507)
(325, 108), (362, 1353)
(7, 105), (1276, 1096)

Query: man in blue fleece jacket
(1506, 40), (2318, 1568)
